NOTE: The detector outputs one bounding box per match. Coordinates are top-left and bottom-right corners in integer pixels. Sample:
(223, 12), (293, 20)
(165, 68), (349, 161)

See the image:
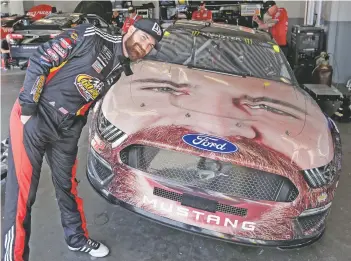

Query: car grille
(120, 145), (298, 202)
(298, 210), (329, 233)
(88, 148), (112, 183)
(153, 187), (248, 217)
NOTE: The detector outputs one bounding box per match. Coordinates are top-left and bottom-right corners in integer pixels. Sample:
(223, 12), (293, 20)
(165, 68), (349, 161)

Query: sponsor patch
(30, 75), (45, 102)
(46, 48), (59, 62)
(182, 134), (238, 153)
(59, 38), (72, 50)
(152, 22), (162, 36)
(70, 31), (78, 41)
(92, 60), (104, 74)
(74, 74), (103, 102)
(40, 55), (52, 66)
(52, 43), (67, 58)
(96, 45), (113, 65)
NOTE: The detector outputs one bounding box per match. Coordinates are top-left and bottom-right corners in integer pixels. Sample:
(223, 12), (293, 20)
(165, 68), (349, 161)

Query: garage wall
(320, 0), (351, 84)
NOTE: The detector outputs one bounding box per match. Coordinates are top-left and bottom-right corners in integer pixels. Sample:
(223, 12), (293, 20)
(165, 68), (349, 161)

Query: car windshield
(146, 28), (296, 84)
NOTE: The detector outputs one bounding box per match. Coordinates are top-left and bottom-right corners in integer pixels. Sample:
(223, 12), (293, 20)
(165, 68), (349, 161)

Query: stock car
(87, 20), (342, 248)
(1, 15), (34, 39)
(7, 12), (118, 68)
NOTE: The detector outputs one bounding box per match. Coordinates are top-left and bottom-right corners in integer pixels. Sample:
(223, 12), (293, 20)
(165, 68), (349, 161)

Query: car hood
(102, 61), (334, 170)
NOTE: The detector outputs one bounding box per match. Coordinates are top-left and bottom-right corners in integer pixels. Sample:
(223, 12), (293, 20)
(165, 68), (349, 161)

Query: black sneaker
(68, 238), (109, 257)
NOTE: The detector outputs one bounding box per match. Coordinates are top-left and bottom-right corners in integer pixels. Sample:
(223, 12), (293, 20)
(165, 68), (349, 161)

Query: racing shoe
(68, 238), (109, 257)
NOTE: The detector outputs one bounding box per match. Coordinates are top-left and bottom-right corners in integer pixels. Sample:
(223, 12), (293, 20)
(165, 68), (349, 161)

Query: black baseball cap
(263, 1), (276, 9)
(133, 19), (163, 51)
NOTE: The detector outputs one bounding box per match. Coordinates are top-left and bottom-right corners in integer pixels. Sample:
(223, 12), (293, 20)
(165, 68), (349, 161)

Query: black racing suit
(2, 24), (131, 261)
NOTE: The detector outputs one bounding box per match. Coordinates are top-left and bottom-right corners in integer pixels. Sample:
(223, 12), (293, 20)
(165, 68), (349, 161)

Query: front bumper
(86, 149), (326, 249)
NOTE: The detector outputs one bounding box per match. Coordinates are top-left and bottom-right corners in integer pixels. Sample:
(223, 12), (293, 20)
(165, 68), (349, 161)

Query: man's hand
(20, 115), (31, 125)
(253, 15), (261, 24)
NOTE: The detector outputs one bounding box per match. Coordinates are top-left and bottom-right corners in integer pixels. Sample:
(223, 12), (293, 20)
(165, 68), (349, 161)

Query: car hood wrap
(102, 61), (334, 171)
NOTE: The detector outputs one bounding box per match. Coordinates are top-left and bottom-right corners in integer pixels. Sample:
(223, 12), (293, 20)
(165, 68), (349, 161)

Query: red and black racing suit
(2, 24), (130, 261)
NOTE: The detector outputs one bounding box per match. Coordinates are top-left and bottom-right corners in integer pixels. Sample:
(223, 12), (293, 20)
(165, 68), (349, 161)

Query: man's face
(200, 4), (205, 10)
(125, 29), (156, 61)
(113, 11), (119, 17)
(129, 11), (136, 18)
(267, 5), (278, 16)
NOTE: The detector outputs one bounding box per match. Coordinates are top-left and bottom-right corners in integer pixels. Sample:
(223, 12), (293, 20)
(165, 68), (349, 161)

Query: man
(253, 1), (288, 55)
(111, 10), (123, 28)
(1, 35), (11, 70)
(121, 6), (142, 35)
(2, 18), (163, 260)
(191, 2), (212, 22)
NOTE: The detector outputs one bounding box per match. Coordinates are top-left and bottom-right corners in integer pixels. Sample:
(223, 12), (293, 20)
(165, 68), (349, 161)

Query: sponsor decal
(59, 38), (72, 50)
(49, 101), (55, 107)
(92, 60), (104, 74)
(182, 134), (238, 153)
(52, 43), (67, 58)
(30, 75), (45, 102)
(96, 45), (113, 65)
(243, 38), (253, 45)
(152, 22), (162, 36)
(102, 45), (113, 59)
(23, 46), (39, 49)
(26, 4), (53, 20)
(46, 48), (59, 62)
(74, 74), (103, 102)
(40, 55), (52, 66)
(143, 196), (256, 231)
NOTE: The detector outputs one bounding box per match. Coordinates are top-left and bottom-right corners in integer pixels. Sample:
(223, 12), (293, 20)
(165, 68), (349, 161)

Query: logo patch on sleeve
(92, 60), (104, 73)
(30, 75), (45, 102)
(59, 38), (72, 50)
(46, 48), (59, 62)
(52, 43), (67, 58)
(74, 74), (104, 102)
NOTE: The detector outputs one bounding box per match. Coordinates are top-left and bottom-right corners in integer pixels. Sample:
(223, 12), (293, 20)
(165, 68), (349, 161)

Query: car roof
(170, 20), (273, 42)
(44, 12), (83, 19)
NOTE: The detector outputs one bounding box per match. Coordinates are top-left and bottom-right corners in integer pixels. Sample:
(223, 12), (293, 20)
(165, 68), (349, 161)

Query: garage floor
(1, 70), (351, 261)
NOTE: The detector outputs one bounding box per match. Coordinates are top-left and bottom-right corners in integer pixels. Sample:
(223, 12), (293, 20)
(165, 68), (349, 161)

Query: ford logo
(182, 134), (238, 154)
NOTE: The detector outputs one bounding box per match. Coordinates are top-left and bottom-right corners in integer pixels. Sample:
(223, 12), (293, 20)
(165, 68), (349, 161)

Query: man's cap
(133, 19), (163, 51)
(128, 6), (136, 13)
(263, 1), (276, 9)
(200, 1), (205, 6)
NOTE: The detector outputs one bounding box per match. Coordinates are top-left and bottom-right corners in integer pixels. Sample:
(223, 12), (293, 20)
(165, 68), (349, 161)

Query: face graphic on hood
(103, 62), (333, 169)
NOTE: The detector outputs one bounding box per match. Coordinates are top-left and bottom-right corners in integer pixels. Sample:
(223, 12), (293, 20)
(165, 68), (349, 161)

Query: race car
(7, 12), (118, 69)
(1, 15), (34, 39)
(87, 20), (342, 248)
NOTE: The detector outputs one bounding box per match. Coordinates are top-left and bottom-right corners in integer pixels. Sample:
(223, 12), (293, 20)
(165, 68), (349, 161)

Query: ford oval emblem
(182, 134), (238, 154)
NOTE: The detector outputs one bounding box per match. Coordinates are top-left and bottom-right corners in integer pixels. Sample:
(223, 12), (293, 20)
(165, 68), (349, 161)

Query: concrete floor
(1, 70), (351, 261)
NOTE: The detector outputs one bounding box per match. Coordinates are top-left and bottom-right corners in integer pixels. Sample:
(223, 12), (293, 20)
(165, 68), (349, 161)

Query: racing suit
(2, 24), (131, 261)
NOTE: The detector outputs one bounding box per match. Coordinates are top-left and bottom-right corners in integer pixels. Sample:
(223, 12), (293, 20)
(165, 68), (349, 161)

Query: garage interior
(1, 0), (351, 261)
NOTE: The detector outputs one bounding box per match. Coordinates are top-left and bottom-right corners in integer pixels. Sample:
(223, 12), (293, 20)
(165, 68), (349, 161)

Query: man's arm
(19, 24), (93, 116)
(253, 15), (278, 30)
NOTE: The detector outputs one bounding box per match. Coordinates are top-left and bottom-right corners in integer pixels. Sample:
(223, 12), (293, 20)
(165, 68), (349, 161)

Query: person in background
(121, 6), (142, 35)
(191, 1), (212, 22)
(111, 10), (123, 28)
(253, 1), (288, 56)
(1, 35), (11, 70)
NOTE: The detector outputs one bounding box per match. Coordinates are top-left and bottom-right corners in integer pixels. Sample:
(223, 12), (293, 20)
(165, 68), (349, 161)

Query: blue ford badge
(182, 134), (238, 153)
